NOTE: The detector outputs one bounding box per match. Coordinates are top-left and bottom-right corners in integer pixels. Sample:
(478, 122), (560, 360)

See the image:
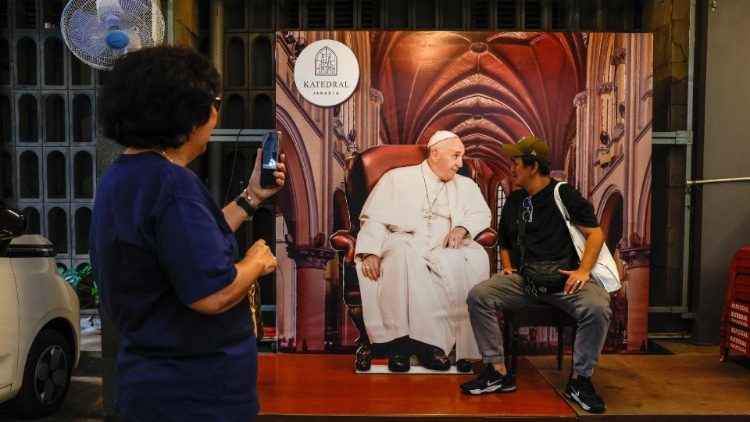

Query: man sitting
(461, 136), (617, 413)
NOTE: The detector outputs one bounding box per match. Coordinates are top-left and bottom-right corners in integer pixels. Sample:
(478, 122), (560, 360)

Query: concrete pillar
(207, 0), (223, 203)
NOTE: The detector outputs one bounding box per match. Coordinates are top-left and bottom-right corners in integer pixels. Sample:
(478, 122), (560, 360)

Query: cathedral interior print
(273, 31), (653, 355)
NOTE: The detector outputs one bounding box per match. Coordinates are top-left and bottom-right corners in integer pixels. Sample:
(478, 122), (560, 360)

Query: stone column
(288, 245), (335, 351)
(573, 90), (587, 191)
(621, 245), (650, 352)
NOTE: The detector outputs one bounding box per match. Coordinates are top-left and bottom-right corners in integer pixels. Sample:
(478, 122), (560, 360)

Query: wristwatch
(234, 190), (257, 216)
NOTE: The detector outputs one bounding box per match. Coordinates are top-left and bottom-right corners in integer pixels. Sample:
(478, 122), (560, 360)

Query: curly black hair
(98, 46), (221, 148)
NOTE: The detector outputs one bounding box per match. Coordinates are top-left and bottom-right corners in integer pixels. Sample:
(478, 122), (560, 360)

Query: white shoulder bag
(553, 182), (621, 293)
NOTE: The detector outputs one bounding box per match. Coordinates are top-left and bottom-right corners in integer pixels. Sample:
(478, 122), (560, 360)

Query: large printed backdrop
(273, 31), (653, 353)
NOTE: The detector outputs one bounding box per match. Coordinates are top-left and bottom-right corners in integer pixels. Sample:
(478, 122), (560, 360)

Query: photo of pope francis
(355, 130), (492, 372)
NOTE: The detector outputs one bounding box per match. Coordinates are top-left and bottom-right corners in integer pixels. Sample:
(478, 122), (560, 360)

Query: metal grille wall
(275, 0), (648, 31)
(0, 0), (96, 271)
(209, 0), (276, 131)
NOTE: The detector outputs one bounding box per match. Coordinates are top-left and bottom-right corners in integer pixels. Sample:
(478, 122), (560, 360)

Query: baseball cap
(501, 135), (551, 167)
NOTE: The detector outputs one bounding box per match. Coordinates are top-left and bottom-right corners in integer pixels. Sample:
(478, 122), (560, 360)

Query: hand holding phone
(245, 132), (286, 204)
(260, 131), (280, 188)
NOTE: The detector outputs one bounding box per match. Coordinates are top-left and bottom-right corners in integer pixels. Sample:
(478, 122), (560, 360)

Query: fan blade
(122, 28), (142, 51)
(96, 0), (124, 19)
(119, 0), (150, 17)
(119, 2), (164, 47)
(69, 8), (108, 58)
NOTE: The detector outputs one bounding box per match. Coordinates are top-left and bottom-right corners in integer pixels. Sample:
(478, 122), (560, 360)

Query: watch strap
(234, 190), (256, 216)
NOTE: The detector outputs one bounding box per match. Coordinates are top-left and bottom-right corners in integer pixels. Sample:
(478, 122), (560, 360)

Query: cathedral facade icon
(315, 47), (338, 76)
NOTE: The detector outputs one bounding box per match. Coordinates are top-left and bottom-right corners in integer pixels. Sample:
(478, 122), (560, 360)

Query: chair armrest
(474, 228), (498, 249)
(330, 230), (357, 263)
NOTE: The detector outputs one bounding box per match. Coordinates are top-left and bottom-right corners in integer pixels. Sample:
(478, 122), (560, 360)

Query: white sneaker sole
(565, 390), (605, 413)
(466, 384), (517, 395)
(565, 391), (591, 411)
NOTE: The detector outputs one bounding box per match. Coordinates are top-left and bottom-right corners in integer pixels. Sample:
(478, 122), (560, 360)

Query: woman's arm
(189, 239), (276, 315)
(222, 149), (286, 232)
(222, 190), (262, 232)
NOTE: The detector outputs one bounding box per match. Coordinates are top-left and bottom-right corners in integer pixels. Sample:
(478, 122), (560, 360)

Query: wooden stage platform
(256, 350), (750, 421)
(257, 354), (576, 421)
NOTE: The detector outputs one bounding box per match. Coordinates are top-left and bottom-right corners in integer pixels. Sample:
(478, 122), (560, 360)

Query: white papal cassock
(355, 161), (491, 360)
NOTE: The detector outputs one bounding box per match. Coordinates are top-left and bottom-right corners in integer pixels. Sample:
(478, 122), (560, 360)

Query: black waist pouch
(520, 259), (575, 295)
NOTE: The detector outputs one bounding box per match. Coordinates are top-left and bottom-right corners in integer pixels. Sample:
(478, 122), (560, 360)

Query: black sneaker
(460, 364), (516, 395)
(564, 376), (606, 413)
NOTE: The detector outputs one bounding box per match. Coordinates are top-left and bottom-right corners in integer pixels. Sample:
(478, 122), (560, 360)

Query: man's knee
(467, 280), (494, 309)
(467, 274), (523, 309)
(583, 294), (612, 323)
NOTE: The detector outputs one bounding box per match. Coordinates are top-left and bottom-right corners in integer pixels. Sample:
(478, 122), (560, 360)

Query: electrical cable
(222, 129), (243, 205)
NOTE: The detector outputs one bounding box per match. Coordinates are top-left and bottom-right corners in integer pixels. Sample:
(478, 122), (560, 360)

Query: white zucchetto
(427, 130), (460, 148)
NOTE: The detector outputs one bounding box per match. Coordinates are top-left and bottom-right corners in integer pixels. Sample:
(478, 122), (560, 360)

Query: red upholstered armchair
(329, 144), (498, 371)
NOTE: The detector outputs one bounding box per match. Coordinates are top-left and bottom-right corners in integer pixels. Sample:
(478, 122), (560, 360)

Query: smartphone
(260, 131), (280, 188)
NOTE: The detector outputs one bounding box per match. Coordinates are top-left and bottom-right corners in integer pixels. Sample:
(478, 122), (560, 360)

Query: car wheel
(9, 329), (73, 419)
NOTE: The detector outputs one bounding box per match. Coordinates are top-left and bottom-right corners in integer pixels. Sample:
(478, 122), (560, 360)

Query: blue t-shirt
(90, 152), (259, 421)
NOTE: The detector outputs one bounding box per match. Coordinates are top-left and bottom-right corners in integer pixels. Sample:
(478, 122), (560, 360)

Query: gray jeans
(466, 273), (612, 377)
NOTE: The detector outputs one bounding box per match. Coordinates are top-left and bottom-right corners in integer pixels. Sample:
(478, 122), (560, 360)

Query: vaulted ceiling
(371, 31), (587, 173)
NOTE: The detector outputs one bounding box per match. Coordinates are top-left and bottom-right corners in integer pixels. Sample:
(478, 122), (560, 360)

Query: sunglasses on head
(522, 196), (533, 223)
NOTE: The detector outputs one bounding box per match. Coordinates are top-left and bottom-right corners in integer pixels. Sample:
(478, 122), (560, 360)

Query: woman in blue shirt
(90, 46), (285, 421)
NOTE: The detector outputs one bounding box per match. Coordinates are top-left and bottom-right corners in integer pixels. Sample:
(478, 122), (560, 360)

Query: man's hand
(361, 254), (382, 280)
(442, 226), (468, 249)
(559, 268), (591, 295)
(501, 267), (517, 276)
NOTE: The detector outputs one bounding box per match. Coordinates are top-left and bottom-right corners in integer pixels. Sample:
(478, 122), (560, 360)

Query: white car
(0, 208), (80, 419)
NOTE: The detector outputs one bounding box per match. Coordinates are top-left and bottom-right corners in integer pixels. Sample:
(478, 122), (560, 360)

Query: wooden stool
(503, 304), (577, 377)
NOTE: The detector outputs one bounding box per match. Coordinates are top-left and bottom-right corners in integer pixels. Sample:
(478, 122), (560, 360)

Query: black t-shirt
(498, 179), (599, 267)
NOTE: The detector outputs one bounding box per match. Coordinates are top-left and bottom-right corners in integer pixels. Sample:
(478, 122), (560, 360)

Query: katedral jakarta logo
(294, 39), (360, 107)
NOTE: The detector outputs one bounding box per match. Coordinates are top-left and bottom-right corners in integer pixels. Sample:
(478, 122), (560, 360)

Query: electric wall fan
(61, 0), (165, 70)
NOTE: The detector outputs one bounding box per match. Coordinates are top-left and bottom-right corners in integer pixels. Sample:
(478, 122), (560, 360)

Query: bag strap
(554, 181), (621, 292)
(554, 181), (584, 263)
(553, 181), (572, 223)
(516, 200), (527, 266)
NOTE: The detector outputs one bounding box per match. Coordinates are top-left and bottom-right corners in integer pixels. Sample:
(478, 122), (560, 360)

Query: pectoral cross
(422, 208), (436, 228)
(420, 166), (446, 230)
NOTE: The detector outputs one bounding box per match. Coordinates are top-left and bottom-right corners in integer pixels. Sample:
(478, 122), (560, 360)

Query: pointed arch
(276, 105), (318, 244)
(597, 185), (624, 252)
